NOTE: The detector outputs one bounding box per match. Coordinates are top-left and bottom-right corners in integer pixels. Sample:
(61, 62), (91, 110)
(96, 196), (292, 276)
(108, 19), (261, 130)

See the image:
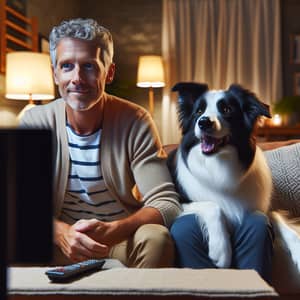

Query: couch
(165, 140), (300, 296)
(7, 140), (300, 300)
(260, 140), (300, 296)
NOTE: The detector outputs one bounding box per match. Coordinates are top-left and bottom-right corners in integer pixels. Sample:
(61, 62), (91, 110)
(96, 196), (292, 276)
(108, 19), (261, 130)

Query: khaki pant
(52, 224), (174, 268)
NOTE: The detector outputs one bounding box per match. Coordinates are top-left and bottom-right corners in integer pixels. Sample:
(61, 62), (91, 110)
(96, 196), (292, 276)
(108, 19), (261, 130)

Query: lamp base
(148, 87), (154, 116)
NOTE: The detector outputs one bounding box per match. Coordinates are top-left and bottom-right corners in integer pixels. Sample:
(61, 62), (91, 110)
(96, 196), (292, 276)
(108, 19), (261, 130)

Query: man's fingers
(74, 218), (99, 232)
(62, 231), (109, 262)
(79, 232), (109, 255)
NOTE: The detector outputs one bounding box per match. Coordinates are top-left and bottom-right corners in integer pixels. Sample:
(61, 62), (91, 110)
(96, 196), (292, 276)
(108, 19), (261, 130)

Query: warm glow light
(5, 52), (54, 101)
(272, 114), (282, 126)
(137, 56), (165, 88)
(136, 56), (165, 116)
(0, 110), (18, 127)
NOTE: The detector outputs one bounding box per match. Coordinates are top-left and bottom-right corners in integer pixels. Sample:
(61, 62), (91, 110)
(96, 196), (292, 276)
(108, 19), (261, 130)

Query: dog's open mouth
(200, 134), (230, 154)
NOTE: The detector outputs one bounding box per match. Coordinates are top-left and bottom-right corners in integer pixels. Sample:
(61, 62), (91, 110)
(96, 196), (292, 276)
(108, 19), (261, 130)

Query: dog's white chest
(176, 146), (271, 225)
(178, 145), (243, 192)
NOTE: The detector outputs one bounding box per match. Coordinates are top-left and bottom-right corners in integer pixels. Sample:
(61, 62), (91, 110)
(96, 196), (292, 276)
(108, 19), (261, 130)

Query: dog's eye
(221, 105), (232, 114)
(194, 100), (206, 116)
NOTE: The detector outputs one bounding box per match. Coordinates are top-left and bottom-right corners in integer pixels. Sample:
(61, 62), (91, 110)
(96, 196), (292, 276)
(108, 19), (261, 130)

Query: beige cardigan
(20, 93), (182, 227)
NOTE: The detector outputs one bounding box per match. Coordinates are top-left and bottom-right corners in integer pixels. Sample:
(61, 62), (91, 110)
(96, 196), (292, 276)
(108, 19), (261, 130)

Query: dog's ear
(172, 82), (208, 133)
(228, 84), (271, 128)
(172, 82), (208, 106)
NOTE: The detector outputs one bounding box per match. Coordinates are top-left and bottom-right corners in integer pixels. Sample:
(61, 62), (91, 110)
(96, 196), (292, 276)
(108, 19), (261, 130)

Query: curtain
(161, 0), (282, 144)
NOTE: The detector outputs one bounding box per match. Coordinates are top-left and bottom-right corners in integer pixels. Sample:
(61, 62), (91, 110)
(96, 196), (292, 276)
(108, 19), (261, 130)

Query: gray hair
(49, 18), (114, 69)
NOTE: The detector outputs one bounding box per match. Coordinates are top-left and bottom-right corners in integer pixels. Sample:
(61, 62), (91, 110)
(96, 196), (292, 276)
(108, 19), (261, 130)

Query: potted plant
(273, 95), (300, 126)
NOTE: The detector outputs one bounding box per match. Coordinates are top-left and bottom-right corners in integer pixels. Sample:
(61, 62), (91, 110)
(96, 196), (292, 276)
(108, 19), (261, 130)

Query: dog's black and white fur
(168, 82), (300, 271)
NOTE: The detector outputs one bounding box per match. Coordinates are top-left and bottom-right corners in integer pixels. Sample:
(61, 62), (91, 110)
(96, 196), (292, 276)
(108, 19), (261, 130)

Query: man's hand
(74, 207), (164, 246)
(54, 219), (110, 262)
(55, 207), (164, 262)
(73, 219), (122, 246)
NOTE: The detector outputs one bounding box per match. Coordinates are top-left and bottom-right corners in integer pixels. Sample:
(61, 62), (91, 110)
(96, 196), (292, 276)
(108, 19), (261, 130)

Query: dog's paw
(271, 211), (300, 273)
(191, 202), (232, 268)
(291, 240), (300, 274)
(287, 232), (300, 273)
(208, 233), (232, 268)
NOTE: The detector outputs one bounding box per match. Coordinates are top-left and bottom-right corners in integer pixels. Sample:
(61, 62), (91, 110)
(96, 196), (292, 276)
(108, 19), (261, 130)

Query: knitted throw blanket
(264, 142), (300, 217)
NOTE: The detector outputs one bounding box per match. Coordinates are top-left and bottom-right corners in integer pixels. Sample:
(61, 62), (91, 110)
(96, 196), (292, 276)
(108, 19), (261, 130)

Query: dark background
(1, 0), (300, 133)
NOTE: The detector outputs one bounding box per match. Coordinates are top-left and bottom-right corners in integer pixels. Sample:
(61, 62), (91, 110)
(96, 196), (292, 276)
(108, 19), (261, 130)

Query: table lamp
(137, 55), (165, 116)
(5, 51), (55, 119)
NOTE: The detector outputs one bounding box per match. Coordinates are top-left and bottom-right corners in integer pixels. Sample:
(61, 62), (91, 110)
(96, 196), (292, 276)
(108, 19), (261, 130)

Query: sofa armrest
(258, 139), (300, 151)
(164, 139), (300, 153)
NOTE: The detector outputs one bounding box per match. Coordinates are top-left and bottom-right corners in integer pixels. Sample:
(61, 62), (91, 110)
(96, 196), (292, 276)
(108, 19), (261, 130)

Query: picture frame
(290, 34), (300, 64)
(39, 34), (50, 53)
(294, 72), (300, 95)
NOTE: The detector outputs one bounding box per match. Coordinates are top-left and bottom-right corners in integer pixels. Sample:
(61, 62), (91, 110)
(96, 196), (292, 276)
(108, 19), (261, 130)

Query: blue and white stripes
(60, 124), (128, 224)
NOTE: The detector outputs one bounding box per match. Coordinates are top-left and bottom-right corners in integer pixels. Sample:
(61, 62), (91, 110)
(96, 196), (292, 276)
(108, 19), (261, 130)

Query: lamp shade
(5, 52), (54, 100)
(137, 55), (165, 88)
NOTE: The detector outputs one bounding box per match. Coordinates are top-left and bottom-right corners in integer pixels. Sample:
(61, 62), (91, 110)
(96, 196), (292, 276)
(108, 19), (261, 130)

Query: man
(20, 18), (182, 267)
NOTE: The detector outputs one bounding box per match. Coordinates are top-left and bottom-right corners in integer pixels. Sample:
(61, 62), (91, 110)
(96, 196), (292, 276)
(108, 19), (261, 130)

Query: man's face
(53, 37), (114, 111)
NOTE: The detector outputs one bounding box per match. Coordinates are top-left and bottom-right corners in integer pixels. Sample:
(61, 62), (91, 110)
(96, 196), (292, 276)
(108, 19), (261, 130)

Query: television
(0, 129), (53, 298)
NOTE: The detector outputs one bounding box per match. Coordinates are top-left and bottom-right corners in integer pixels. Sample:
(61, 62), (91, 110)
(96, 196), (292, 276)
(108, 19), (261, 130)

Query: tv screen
(0, 129), (53, 264)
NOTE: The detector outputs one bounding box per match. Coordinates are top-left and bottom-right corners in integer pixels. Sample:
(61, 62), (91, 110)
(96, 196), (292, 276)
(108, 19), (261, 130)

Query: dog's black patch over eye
(218, 100), (232, 116)
(194, 99), (207, 117)
(197, 108), (204, 115)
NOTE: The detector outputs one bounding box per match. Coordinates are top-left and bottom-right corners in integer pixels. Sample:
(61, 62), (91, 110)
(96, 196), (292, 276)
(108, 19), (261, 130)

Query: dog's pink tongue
(201, 136), (217, 154)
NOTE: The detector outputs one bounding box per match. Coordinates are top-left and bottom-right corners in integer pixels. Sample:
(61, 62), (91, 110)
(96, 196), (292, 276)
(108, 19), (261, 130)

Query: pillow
(264, 142), (300, 217)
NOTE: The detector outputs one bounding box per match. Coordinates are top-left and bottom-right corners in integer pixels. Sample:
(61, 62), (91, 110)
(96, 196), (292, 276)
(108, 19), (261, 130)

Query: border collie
(168, 82), (300, 271)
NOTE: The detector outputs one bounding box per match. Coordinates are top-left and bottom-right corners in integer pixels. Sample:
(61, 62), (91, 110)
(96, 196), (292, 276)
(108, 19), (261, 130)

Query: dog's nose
(198, 117), (214, 130)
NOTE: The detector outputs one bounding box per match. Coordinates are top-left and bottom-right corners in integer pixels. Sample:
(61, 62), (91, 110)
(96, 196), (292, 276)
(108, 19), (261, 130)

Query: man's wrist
(53, 219), (69, 246)
(113, 207), (164, 241)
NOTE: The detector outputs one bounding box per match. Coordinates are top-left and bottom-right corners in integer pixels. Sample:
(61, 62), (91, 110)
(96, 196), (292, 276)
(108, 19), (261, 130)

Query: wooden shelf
(256, 125), (300, 141)
(0, 0), (38, 73)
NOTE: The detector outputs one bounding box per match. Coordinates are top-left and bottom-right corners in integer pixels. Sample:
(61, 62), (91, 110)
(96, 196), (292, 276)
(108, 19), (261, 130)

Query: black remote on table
(45, 259), (105, 282)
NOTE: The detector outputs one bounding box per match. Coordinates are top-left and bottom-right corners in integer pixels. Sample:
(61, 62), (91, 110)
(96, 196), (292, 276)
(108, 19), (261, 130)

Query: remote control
(45, 259), (105, 282)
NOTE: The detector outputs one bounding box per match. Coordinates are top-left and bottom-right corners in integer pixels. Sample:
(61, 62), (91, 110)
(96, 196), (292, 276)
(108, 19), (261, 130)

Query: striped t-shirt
(60, 124), (128, 224)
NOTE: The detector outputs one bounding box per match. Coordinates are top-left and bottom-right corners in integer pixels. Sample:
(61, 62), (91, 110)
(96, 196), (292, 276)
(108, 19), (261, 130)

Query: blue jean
(170, 212), (274, 283)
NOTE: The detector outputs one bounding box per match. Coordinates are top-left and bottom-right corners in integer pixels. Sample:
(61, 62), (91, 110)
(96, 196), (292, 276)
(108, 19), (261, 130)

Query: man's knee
(133, 224), (174, 268)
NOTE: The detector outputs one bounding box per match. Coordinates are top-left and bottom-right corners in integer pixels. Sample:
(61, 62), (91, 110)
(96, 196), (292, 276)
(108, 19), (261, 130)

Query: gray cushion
(264, 143), (300, 217)
(8, 267), (277, 297)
